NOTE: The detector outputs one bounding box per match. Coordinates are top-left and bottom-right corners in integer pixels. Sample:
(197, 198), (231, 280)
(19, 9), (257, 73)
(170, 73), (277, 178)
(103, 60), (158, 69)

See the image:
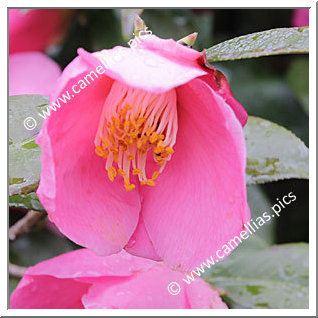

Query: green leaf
(206, 27), (309, 62)
(245, 116), (309, 184)
(287, 57), (309, 115)
(247, 185), (276, 244)
(9, 192), (45, 212)
(9, 95), (48, 196)
(206, 243), (309, 309)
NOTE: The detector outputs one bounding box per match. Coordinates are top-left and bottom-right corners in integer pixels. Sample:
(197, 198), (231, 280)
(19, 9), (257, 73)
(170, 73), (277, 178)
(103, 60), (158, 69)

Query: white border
(2, 1), (316, 316)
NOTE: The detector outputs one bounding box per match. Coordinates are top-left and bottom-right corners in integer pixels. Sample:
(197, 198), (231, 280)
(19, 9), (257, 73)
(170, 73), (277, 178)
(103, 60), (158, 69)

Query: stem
(9, 263), (26, 278)
(9, 210), (45, 241)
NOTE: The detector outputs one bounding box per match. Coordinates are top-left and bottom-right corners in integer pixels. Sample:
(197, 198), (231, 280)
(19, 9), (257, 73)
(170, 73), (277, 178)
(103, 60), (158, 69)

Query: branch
(9, 263), (26, 278)
(9, 210), (45, 240)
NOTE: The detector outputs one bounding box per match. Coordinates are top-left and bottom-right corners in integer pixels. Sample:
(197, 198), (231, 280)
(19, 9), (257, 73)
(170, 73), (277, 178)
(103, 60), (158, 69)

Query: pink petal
(185, 280), (228, 309)
(10, 249), (227, 309)
(141, 78), (250, 271)
(10, 275), (89, 309)
(9, 52), (61, 96)
(9, 9), (63, 54)
(292, 9), (309, 27)
(36, 56), (141, 255)
(82, 267), (189, 309)
(77, 34), (206, 94)
(26, 249), (155, 279)
(200, 68), (248, 126)
(125, 214), (161, 261)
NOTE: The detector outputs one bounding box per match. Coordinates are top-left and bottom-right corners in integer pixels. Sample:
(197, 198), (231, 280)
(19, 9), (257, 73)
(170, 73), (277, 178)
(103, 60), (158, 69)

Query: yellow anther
(129, 132), (138, 139)
(101, 138), (109, 148)
(110, 146), (118, 153)
(128, 154), (135, 161)
(137, 139), (143, 149)
(133, 168), (141, 175)
(154, 147), (162, 154)
(118, 169), (126, 177)
(124, 121), (130, 132)
(149, 132), (158, 143)
(165, 147), (174, 154)
(152, 171), (160, 180)
(109, 166), (117, 177)
(157, 140), (164, 148)
(95, 146), (105, 157)
(124, 183), (136, 192)
(95, 87), (177, 192)
(146, 179), (156, 186)
(157, 160), (165, 166)
(107, 166), (117, 182)
(110, 125), (116, 135)
(136, 117), (146, 125)
(109, 134), (116, 145)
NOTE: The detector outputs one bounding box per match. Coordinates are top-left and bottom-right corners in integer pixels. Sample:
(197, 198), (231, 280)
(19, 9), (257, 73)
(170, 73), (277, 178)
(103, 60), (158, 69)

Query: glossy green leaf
(245, 116), (309, 184)
(247, 185), (276, 244)
(9, 95), (48, 196)
(287, 57), (309, 115)
(206, 27), (309, 62)
(9, 192), (45, 212)
(206, 242), (309, 309)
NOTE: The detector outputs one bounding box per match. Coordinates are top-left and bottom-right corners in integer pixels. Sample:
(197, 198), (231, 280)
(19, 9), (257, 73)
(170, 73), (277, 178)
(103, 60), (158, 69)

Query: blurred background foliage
(9, 8), (309, 298)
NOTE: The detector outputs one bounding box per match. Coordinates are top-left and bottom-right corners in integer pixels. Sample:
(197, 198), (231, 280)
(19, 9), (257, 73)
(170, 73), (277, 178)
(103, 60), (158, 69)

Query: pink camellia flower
(9, 52), (61, 96)
(36, 34), (250, 271)
(10, 249), (228, 309)
(292, 9), (309, 27)
(9, 9), (65, 54)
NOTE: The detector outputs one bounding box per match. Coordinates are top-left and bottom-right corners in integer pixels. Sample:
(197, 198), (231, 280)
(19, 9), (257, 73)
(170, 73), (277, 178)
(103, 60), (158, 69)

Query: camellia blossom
(37, 34), (250, 271)
(9, 9), (65, 54)
(10, 249), (228, 309)
(9, 52), (61, 96)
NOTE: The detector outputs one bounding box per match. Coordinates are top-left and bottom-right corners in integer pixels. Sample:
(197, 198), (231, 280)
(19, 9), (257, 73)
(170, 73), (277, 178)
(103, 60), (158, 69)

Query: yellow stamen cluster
(95, 104), (175, 192)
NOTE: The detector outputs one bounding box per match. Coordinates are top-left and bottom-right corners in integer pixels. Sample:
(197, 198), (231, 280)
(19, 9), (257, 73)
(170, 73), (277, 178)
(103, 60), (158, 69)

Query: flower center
(95, 81), (178, 191)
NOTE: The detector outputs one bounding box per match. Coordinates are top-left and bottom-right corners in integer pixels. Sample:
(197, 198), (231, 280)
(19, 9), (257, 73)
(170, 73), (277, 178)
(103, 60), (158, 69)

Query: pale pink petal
(77, 34), (206, 94)
(125, 214), (161, 261)
(9, 9), (63, 54)
(26, 249), (154, 279)
(185, 280), (228, 309)
(36, 56), (141, 255)
(10, 249), (227, 309)
(9, 52), (61, 96)
(141, 78), (250, 271)
(82, 267), (189, 309)
(10, 275), (89, 309)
